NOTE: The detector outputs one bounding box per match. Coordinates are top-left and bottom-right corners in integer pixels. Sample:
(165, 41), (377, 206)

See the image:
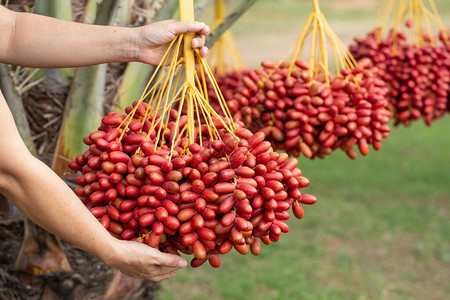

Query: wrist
(109, 26), (140, 63)
(94, 234), (121, 266)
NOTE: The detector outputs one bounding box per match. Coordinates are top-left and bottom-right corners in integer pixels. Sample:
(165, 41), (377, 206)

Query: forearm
(0, 90), (187, 280)
(0, 153), (118, 263)
(0, 6), (138, 68)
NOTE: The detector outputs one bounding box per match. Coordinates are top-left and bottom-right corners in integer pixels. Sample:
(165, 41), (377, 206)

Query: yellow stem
(312, 0), (321, 15)
(317, 13), (329, 84)
(169, 84), (188, 151)
(422, 7), (436, 46)
(428, 0), (449, 45)
(179, 0), (196, 145)
(180, 0), (196, 86)
(288, 12), (314, 76)
(150, 39), (183, 144)
(199, 55), (235, 127)
(311, 19), (320, 77)
(378, 0), (395, 40)
(216, 0), (225, 24)
(171, 125), (188, 155)
(118, 0), (244, 155)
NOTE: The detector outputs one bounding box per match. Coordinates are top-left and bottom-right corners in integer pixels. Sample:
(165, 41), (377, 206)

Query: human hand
(103, 238), (187, 281)
(133, 20), (210, 65)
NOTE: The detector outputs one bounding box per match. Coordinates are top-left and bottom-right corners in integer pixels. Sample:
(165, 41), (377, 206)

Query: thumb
(169, 21), (207, 35)
(156, 251), (188, 268)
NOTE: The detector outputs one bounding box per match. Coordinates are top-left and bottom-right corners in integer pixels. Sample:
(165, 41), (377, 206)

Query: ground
(0, 213), (159, 300)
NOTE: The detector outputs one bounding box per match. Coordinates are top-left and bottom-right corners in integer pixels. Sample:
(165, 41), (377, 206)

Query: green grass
(156, 119), (450, 300)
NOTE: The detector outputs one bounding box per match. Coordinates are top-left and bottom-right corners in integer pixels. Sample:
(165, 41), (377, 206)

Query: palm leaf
(34, 0), (74, 86)
(51, 0), (122, 175)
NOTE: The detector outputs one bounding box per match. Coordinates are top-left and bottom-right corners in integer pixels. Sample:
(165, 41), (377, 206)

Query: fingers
(105, 241), (186, 282)
(191, 35), (210, 58)
(148, 272), (176, 282)
(170, 21), (210, 36)
(156, 251), (188, 269)
(199, 24), (210, 36)
(199, 46), (209, 58)
(170, 21), (210, 57)
(191, 35), (205, 49)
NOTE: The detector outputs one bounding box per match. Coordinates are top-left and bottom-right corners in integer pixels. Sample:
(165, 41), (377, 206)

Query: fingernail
(179, 260), (187, 268)
(197, 22), (205, 28)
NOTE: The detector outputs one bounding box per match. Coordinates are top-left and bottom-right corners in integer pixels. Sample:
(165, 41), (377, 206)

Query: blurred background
(156, 1), (450, 299)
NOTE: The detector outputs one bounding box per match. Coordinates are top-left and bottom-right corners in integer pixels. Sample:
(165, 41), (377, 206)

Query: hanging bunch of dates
(350, 0), (450, 126)
(69, 0), (317, 269)
(213, 0), (391, 159)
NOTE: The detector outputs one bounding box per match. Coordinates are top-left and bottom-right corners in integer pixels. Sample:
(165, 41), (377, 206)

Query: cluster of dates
(350, 27), (450, 126)
(69, 102), (316, 268)
(207, 69), (250, 113)
(438, 30), (450, 114)
(215, 59), (391, 159)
